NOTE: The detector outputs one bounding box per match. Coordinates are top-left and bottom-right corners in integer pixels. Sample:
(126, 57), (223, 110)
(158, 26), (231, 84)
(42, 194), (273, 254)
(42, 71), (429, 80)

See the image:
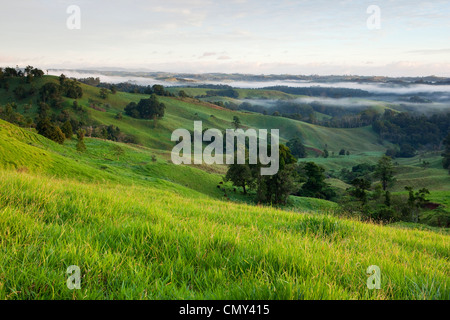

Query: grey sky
(1, 0), (449, 76)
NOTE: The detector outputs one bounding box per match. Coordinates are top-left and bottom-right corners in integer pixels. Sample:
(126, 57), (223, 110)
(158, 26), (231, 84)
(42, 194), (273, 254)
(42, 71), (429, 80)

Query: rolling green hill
(1, 75), (449, 300)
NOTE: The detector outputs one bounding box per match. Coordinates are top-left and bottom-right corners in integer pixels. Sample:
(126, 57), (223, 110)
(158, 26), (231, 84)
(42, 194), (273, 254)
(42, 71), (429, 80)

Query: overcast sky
(1, 0), (449, 76)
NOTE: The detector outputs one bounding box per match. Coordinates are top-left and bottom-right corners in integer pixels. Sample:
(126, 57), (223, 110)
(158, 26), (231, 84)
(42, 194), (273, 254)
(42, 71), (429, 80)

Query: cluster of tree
(0, 103), (33, 127)
(88, 125), (123, 141)
(77, 77), (101, 86)
(339, 155), (445, 226)
(124, 94), (165, 119)
(286, 137), (307, 158)
(237, 100), (379, 128)
(95, 82), (174, 96)
(1, 65), (44, 80)
(202, 88), (239, 99)
(373, 110), (450, 155)
(225, 145), (298, 204)
(191, 84), (234, 90)
(177, 90), (190, 98)
(0, 69), (136, 149)
(225, 143), (335, 205)
(0, 66), (44, 90)
(38, 75), (83, 109)
(310, 102), (362, 117)
(13, 85), (36, 100)
(238, 101), (317, 123)
(36, 116), (66, 144)
(338, 163), (376, 184)
(318, 109), (381, 128)
(59, 74), (83, 99)
(262, 86), (372, 98)
(342, 156), (394, 217)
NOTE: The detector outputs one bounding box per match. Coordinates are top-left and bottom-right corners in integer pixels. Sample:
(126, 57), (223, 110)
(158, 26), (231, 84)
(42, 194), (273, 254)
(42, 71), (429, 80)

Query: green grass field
(1, 170), (448, 299)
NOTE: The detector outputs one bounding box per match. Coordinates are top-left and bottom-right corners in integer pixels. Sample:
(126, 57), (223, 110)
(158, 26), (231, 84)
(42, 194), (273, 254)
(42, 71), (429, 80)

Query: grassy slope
(2, 76), (387, 153)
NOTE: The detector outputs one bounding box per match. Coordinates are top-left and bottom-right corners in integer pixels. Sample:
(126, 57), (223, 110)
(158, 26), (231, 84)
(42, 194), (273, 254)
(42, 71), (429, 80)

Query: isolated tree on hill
(232, 116), (241, 129)
(225, 162), (254, 195)
(178, 90), (188, 98)
(323, 149), (329, 158)
(111, 145), (124, 161)
(76, 129), (87, 152)
(339, 149), (346, 156)
(59, 74), (67, 86)
(24, 65), (34, 76)
(61, 120), (73, 139)
(287, 137), (306, 158)
(99, 88), (108, 99)
(375, 155), (395, 191)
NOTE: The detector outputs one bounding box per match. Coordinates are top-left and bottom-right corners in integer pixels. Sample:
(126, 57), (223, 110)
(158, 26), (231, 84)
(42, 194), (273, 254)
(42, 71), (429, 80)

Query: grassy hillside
(2, 76), (387, 152)
(1, 169), (448, 300)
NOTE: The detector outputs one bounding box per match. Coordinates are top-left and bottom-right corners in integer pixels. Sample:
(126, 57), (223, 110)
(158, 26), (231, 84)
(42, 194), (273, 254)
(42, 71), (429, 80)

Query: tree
(375, 155), (395, 191)
(59, 74), (67, 86)
(442, 133), (450, 174)
(76, 129), (87, 152)
(36, 117), (65, 144)
(405, 186), (430, 222)
(398, 143), (416, 158)
(225, 163), (254, 195)
(349, 178), (371, 204)
(232, 116), (241, 129)
(323, 149), (329, 158)
(286, 137), (306, 158)
(39, 82), (61, 104)
(99, 88), (108, 99)
(178, 90), (188, 98)
(62, 79), (83, 99)
(111, 145), (124, 160)
(61, 120), (73, 139)
(297, 162), (335, 200)
(152, 84), (166, 96)
(339, 149), (346, 156)
(124, 95), (165, 119)
(255, 144), (298, 204)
